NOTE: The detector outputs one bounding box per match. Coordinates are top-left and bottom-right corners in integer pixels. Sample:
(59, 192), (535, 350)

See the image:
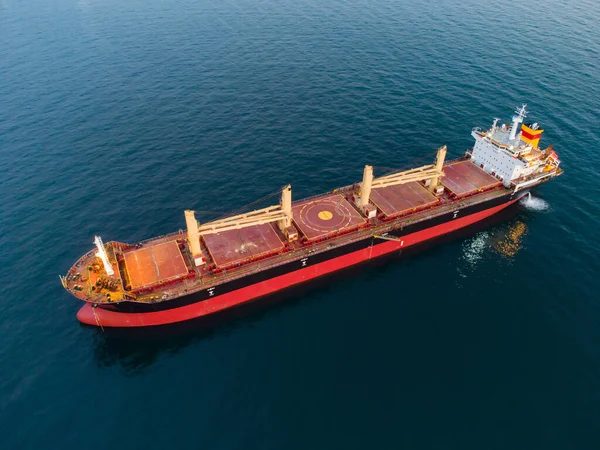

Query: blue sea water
(1, 0), (600, 448)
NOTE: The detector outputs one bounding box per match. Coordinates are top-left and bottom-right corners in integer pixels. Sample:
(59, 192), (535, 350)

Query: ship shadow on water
(92, 203), (526, 372)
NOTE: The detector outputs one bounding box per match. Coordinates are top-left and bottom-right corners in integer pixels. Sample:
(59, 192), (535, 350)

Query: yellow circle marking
(318, 210), (333, 221)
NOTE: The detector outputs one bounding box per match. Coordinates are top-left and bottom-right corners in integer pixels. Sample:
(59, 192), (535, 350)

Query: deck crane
(356, 145), (447, 216)
(185, 185), (295, 264)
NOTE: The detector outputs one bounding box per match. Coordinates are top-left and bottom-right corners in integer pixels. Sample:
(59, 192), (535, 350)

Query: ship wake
(520, 193), (549, 211)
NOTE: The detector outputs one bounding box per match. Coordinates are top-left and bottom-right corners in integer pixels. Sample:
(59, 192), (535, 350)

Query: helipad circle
(318, 210), (333, 220)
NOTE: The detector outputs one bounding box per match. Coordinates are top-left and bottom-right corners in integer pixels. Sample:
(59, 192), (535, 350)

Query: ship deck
(292, 193), (366, 241)
(370, 181), (439, 218)
(203, 223), (286, 269)
(123, 241), (189, 290)
(64, 182), (515, 305)
(441, 160), (501, 197)
(65, 157), (531, 305)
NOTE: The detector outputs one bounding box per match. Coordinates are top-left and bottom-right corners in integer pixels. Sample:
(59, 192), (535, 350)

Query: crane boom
(358, 146), (447, 212)
(185, 185), (294, 251)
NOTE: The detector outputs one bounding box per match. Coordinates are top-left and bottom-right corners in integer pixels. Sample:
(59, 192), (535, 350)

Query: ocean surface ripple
(1, 0), (599, 448)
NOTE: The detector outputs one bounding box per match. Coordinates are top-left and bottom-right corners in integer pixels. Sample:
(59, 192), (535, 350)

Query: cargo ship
(62, 105), (562, 328)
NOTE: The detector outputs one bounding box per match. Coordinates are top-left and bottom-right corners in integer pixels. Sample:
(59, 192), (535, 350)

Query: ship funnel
(521, 122), (544, 148)
(94, 236), (115, 276)
(509, 104), (527, 141)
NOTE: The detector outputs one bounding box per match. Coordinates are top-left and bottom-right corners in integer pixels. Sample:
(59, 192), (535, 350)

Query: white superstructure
(469, 105), (560, 191)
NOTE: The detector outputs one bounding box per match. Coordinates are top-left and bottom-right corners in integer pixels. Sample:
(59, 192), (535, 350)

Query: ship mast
(184, 210), (202, 258)
(509, 104), (527, 141)
(94, 235), (115, 276)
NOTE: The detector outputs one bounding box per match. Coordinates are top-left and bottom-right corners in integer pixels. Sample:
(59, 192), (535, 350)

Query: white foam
(462, 231), (489, 267)
(520, 193), (550, 211)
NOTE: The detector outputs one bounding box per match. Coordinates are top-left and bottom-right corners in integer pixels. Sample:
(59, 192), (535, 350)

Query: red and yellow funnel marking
(521, 124), (544, 148)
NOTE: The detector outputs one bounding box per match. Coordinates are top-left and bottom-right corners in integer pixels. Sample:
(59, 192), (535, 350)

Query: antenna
(94, 236), (115, 276)
(492, 118), (500, 132)
(509, 103), (527, 140)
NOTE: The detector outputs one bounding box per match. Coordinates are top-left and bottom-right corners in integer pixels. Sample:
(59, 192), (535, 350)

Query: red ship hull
(77, 197), (519, 328)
